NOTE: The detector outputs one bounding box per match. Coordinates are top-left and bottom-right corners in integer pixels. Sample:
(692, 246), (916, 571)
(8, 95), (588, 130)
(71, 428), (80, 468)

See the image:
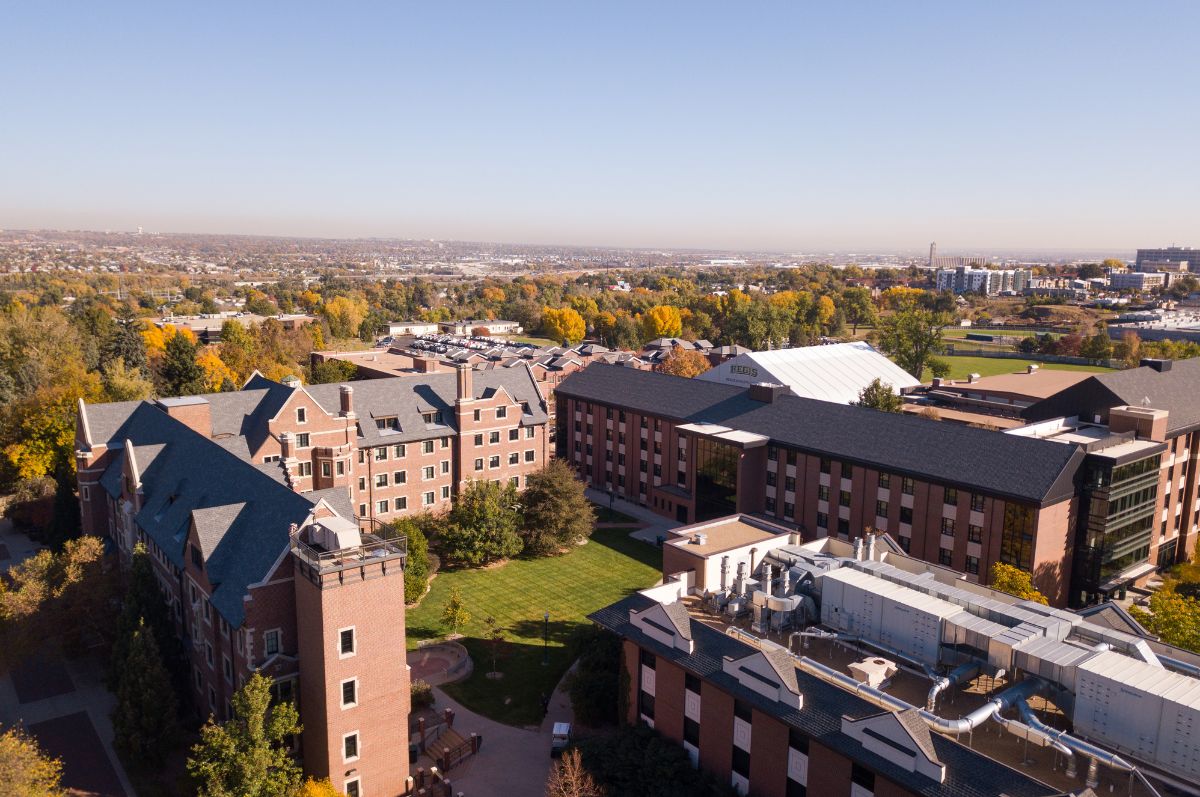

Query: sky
(1, 2), (1198, 252)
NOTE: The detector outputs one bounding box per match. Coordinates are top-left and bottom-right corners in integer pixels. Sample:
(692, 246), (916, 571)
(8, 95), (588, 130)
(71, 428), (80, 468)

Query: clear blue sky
(2, 2), (1197, 252)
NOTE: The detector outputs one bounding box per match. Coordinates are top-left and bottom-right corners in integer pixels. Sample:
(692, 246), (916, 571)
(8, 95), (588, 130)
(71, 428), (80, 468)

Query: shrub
(411, 679), (435, 710)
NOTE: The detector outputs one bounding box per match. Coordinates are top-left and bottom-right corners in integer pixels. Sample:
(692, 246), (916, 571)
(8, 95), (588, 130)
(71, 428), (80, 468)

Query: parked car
(550, 722), (571, 758)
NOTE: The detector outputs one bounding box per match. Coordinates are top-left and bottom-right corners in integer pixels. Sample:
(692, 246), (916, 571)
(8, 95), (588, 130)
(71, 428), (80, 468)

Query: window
(971, 493), (985, 512)
(394, 497), (407, 511)
(785, 476), (796, 493)
(509, 428), (519, 441)
(321, 462), (331, 478)
(944, 487), (958, 506)
(677, 447), (686, 463)
(393, 444), (406, 458)
(298, 461), (312, 477)
(375, 417), (398, 431)
(841, 462), (852, 478)
(358, 503), (367, 516)
(900, 506), (913, 525)
(375, 473), (388, 488)
(358, 477), (366, 491)
(526, 426), (535, 439)
(489, 431), (500, 444)
(339, 628), (355, 657)
(423, 491), (435, 506)
(876, 500), (888, 518)
(296, 407), (306, 424)
(394, 470), (406, 484)
(341, 678), (357, 708)
(343, 732), (359, 761)
(509, 452), (519, 465)
(878, 472), (890, 489)
(902, 477), (914, 495)
(767, 471), (777, 487)
(525, 450), (535, 463)
(441, 460), (450, 474)
(684, 717), (700, 745)
(296, 433), (310, 448)
(441, 485), (450, 499)
(839, 490), (851, 507)
(344, 779), (360, 797)
(375, 447), (388, 462)
(784, 501), (795, 517)
(265, 629), (281, 656)
(965, 555), (980, 575)
(473, 408), (482, 422)
(376, 500), (388, 514)
(510, 476), (520, 487)
(497, 406), (507, 419)
(968, 524), (983, 543)
(422, 440), (435, 454)
(337, 461), (345, 476)
(422, 465), (435, 480)
(941, 517), (956, 537)
(818, 485), (829, 501)
(731, 746), (750, 778)
(939, 547), (954, 566)
(851, 763), (875, 792)
(489, 455), (500, 468)
(421, 411), (442, 425)
(816, 512), (829, 529)
(837, 517), (849, 537)
(474, 458), (484, 471)
(820, 458), (831, 474)
(898, 535), (911, 553)
(474, 434), (484, 446)
(223, 655), (232, 683)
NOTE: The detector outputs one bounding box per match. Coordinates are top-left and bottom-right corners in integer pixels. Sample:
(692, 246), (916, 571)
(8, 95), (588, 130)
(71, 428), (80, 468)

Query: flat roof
(666, 515), (790, 555)
(937, 368), (1091, 400)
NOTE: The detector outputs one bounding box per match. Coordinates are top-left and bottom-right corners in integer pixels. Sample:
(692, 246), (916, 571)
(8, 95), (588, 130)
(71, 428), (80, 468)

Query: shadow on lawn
(587, 527), (663, 570)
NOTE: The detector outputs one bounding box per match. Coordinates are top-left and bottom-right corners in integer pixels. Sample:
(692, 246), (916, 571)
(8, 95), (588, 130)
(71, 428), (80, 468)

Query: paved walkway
(0, 519), (134, 797)
(586, 487), (683, 544)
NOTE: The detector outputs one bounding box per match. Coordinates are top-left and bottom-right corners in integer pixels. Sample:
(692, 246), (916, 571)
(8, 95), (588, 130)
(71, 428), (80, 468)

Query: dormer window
(375, 417), (399, 431)
(422, 411), (443, 425)
(191, 545), (203, 569)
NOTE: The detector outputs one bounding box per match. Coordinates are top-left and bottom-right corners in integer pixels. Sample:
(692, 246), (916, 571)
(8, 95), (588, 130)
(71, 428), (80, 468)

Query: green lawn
(510, 333), (558, 347)
(937, 355), (1114, 381)
(406, 527), (660, 726)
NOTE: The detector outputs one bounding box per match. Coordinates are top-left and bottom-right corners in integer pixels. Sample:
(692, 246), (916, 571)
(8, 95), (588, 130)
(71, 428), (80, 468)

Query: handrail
(291, 533), (407, 572)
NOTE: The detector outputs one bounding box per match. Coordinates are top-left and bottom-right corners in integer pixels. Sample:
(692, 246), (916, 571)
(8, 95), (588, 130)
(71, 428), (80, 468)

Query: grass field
(406, 526), (660, 726)
(510, 333), (558, 347)
(938, 355), (1114, 381)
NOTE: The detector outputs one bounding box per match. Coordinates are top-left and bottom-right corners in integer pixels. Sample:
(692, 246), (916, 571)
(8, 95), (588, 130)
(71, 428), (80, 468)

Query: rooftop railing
(291, 532), (407, 575)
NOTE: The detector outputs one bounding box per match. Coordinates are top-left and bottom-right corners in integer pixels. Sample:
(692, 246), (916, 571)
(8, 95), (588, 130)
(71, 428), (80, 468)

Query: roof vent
(749, 383), (787, 403)
(693, 532), (708, 546)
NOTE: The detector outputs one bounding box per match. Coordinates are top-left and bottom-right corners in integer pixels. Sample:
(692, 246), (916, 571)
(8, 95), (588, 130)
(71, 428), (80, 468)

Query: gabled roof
(558, 365), (1084, 505)
(1026, 358), (1200, 434)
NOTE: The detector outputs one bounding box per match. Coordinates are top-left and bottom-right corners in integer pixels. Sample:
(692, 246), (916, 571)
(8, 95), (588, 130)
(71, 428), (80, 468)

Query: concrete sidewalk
(586, 487), (683, 544)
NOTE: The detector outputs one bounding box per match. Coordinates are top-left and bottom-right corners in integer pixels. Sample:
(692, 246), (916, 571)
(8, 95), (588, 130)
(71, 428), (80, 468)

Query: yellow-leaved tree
(542, 307), (586, 344)
(639, 305), (683, 341)
(197, 347), (239, 392)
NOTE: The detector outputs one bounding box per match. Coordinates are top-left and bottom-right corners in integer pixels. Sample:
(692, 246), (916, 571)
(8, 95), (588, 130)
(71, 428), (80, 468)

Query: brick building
(555, 363), (1200, 608)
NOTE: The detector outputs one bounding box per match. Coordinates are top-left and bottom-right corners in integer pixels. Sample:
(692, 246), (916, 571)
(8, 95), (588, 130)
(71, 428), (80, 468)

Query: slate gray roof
(660, 600), (693, 641)
(305, 366), (547, 446)
(591, 594), (1056, 797)
(895, 708), (941, 764)
(96, 403), (325, 627)
(1025, 358), (1200, 434)
(557, 365), (1084, 505)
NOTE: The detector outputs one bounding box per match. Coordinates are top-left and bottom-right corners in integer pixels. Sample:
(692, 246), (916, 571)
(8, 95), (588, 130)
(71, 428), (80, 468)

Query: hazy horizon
(3, 2), (1198, 252)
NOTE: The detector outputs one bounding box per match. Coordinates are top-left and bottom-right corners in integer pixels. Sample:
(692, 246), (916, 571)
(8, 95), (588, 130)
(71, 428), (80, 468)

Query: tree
(160, 331), (206, 397)
(989, 562), (1048, 605)
(484, 615), (506, 676)
(577, 724), (737, 797)
(102, 357), (155, 402)
(546, 748), (603, 797)
(840, 287), (876, 333)
(874, 307), (949, 380)
(814, 295), (836, 332)
(566, 627), (621, 727)
(657, 348), (711, 378)
(293, 778), (344, 797)
(543, 307), (587, 345)
(441, 587), (470, 636)
(1076, 262), (1106, 280)
(440, 479), (524, 566)
(520, 460), (597, 556)
(1130, 588), (1200, 653)
(103, 309), (149, 378)
(639, 305), (683, 341)
(187, 672), (302, 797)
(382, 516), (431, 603)
(0, 728), (66, 797)
(110, 544), (184, 693)
(112, 620), (178, 764)
(854, 378), (903, 412)
(308, 359), (358, 385)
(197, 347), (239, 392)
(1079, 333), (1113, 362)
(320, 296), (368, 339)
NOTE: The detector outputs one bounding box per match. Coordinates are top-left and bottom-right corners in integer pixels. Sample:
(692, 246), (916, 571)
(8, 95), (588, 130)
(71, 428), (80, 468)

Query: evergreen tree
(112, 619), (178, 764)
(104, 309), (149, 378)
(187, 672), (302, 797)
(160, 332), (206, 396)
(109, 544), (185, 695)
(520, 460), (596, 556)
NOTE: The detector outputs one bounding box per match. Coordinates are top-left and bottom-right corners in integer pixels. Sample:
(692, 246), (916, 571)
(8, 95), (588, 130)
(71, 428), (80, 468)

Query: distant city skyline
(2, 2), (1198, 251)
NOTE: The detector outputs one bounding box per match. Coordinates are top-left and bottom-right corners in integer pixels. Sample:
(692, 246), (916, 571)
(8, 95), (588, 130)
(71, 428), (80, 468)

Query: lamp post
(542, 611), (550, 666)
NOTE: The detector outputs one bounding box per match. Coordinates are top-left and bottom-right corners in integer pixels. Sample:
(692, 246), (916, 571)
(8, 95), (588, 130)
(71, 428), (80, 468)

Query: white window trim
(342, 730), (361, 763)
(296, 408), (307, 424)
(341, 677), (359, 709)
(338, 625), (357, 659)
(343, 777), (361, 797)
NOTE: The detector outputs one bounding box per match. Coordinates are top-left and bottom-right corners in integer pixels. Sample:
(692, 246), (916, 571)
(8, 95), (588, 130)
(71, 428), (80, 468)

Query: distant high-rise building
(934, 265), (1031, 295)
(1136, 246), (1195, 272)
(928, 241), (937, 268)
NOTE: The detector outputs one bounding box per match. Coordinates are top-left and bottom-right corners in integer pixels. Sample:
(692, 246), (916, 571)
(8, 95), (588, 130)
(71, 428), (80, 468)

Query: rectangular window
(765, 496), (777, 513)
(784, 501), (795, 517)
(393, 444), (406, 458)
(394, 470), (406, 484)
(489, 431), (501, 444)
(841, 462), (852, 478)
(816, 512), (829, 529)
(900, 506), (913, 525)
(296, 407), (306, 423)
(490, 455), (500, 468)
(766, 471), (777, 487)
(509, 452), (519, 465)
(343, 732), (359, 761)
(497, 406), (507, 419)
(298, 461), (312, 477)
(473, 408), (482, 422)
(968, 524), (983, 543)
(422, 440), (434, 454)
(441, 460), (450, 474)
(732, 746), (751, 778)
(474, 458), (484, 471)
(345, 779), (360, 797)
(296, 433), (310, 448)
(839, 490), (851, 507)
(358, 477), (366, 491)
(375, 473), (388, 488)
(966, 555), (980, 575)
(818, 485), (829, 501)
(341, 678), (357, 707)
(422, 465), (435, 480)
(265, 629), (281, 656)
(785, 476), (796, 493)
(475, 434), (484, 446)
(767, 447), (778, 462)
(820, 458), (831, 474)
(376, 500), (388, 514)
(876, 500), (888, 518)
(337, 461), (345, 476)
(509, 428), (519, 441)
(971, 493), (985, 512)
(423, 491), (435, 506)
(358, 503), (367, 516)
(837, 517), (849, 537)
(340, 628), (355, 657)
(944, 487), (958, 506)
(394, 497), (407, 511)
(321, 462), (331, 478)
(526, 426), (535, 439)
(441, 485), (450, 500)
(851, 763), (875, 791)
(902, 477), (915, 495)
(878, 472), (890, 489)
(223, 655), (232, 683)
(525, 450), (535, 463)
(684, 717), (700, 745)
(939, 547), (954, 566)
(941, 517), (956, 536)
(375, 447), (387, 462)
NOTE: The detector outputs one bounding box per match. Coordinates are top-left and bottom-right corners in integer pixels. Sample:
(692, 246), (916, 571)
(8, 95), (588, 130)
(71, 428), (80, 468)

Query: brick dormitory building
(73, 363), (551, 796)
(555, 359), (1200, 608)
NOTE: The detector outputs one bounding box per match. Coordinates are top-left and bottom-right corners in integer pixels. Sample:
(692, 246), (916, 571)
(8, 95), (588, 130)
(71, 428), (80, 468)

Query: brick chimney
(339, 385), (354, 417)
(155, 397), (212, 437)
(280, 431), (295, 461)
(456, 364), (473, 404)
(1109, 405), (1169, 442)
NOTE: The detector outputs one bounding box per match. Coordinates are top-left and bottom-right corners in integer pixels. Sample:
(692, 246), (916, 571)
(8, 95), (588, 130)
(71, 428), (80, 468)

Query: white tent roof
(695, 342), (921, 405)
